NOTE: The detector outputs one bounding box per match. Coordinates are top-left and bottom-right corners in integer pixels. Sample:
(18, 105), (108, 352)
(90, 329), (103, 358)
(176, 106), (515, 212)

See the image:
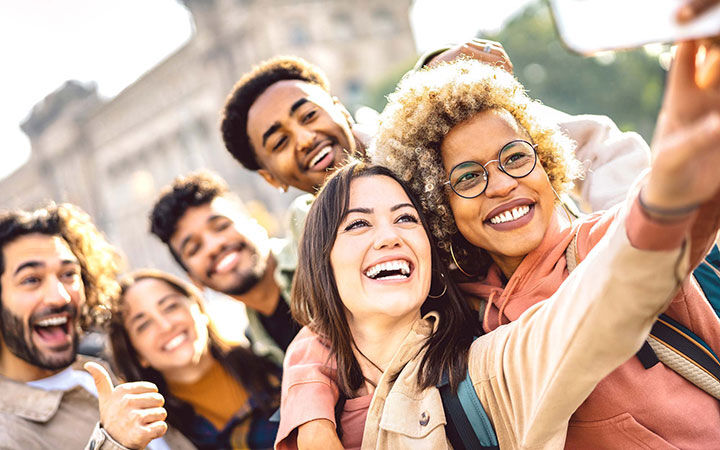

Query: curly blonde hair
(371, 59), (581, 275)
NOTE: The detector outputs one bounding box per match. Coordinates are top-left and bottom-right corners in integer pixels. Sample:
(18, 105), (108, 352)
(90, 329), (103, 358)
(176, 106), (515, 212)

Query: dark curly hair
(220, 55), (331, 171)
(149, 170), (230, 269)
(0, 203), (122, 330)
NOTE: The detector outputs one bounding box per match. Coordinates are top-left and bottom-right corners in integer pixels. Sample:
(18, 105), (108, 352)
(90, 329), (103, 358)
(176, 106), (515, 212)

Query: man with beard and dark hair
(0, 204), (194, 450)
(150, 170), (302, 366)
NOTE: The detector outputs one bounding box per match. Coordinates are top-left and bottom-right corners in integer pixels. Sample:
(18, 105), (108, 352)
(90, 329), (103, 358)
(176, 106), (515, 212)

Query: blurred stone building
(3, 0), (415, 275)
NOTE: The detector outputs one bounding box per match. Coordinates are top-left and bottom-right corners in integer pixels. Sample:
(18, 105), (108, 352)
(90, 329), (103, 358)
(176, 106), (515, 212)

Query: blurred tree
(486, 1), (666, 141)
(363, 1), (667, 143)
(361, 55), (417, 114)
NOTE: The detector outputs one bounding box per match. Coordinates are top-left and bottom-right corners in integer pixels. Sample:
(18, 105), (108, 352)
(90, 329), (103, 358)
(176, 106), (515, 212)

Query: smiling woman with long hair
(108, 269), (280, 449)
(285, 157), (703, 449)
(370, 41), (720, 447)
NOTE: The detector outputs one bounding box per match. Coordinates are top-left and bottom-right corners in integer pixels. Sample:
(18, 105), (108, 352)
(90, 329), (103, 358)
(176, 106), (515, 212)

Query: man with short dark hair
(149, 170), (302, 366)
(220, 48), (651, 212)
(0, 204), (193, 450)
(221, 56), (369, 194)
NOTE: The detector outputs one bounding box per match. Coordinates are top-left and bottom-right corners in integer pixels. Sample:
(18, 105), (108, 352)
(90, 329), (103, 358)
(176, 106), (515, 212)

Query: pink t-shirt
(339, 394), (372, 450)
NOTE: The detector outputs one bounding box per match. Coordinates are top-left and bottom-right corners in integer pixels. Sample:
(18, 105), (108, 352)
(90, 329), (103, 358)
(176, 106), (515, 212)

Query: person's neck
(229, 254), (280, 316)
(492, 254), (526, 280)
(348, 311), (420, 390)
(0, 344), (64, 382)
(163, 345), (216, 385)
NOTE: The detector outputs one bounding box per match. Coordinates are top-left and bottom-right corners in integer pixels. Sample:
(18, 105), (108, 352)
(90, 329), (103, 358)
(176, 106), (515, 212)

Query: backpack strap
(647, 314), (720, 399)
(564, 230), (720, 400)
(438, 370), (499, 450)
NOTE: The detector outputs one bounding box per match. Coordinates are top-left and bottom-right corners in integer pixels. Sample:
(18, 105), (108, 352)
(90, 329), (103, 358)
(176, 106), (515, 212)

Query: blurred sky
(0, 0), (531, 180)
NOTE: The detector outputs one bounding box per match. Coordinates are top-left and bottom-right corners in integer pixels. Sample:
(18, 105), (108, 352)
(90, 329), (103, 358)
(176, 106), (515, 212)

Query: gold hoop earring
(450, 242), (476, 278)
(550, 185), (576, 222)
(428, 272), (447, 298)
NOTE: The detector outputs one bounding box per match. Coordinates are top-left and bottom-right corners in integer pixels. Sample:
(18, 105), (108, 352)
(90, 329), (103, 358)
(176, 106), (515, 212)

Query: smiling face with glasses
(440, 109), (557, 277)
(446, 139), (538, 199)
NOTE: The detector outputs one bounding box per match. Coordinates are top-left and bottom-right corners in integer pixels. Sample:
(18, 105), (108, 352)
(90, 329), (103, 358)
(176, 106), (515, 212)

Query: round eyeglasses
(445, 139), (538, 199)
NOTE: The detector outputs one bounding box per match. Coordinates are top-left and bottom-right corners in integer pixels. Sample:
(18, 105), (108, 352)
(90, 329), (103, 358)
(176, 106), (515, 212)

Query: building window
(289, 22), (310, 46)
(333, 13), (354, 41)
(373, 8), (396, 34)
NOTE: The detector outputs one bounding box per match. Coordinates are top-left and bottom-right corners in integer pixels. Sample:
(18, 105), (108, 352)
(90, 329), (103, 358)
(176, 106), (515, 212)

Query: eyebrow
(13, 259), (79, 277)
(261, 123), (281, 147)
(157, 292), (179, 307)
(128, 292), (180, 327)
(345, 203), (415, 217)
(290, 98), (308, 114)
(14, 261), (43, 276)
(129, 311), (146, 327)
(391, 203), (415, 212)
(260, 98), (310, 147)
(178, 214), (228, 255)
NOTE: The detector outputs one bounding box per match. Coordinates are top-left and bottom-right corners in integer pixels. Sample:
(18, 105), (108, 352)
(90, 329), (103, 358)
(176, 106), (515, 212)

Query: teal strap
(456, 371), (498, 447)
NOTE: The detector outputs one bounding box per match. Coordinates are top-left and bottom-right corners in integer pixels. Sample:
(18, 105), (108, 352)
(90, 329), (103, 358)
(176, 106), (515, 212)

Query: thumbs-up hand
(85, 362), (168, 449)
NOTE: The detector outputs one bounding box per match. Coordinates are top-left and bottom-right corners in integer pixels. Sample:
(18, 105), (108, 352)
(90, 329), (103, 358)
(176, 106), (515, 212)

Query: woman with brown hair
(369, 40), (720, 447)
(278, 38), (720, 448)
(108, 269), (280, 449)
(285, 150), (707, 448)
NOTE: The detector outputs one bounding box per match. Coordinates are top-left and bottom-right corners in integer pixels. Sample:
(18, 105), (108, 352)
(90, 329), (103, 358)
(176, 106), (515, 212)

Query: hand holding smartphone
(549, 0), (720, 55)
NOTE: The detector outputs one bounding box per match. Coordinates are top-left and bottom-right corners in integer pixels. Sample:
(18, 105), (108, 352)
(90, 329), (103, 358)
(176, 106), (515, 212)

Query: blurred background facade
(1, 0), (415, 275)
(0, 0), (669, 279)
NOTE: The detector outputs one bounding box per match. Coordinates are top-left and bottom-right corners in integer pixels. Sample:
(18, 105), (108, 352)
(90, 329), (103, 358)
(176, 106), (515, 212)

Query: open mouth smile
(484, 199), (536, 231)
(32, 313), (73, 347)
(210, 243), (248, 276)
(305, 141), (338, 172)
(364, 259), (413, 281)
(162, 331), (188, 352)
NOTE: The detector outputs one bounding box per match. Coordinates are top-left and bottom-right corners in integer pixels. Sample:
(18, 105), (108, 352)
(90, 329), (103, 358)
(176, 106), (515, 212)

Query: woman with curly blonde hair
(371, 46), (720, 447)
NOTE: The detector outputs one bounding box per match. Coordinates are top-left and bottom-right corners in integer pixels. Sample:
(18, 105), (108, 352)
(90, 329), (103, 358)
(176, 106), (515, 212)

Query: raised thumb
(84, 361), (114, 403)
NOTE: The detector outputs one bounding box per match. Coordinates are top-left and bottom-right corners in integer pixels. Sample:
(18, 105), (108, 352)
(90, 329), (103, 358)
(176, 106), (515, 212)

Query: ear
(333, 96), (355, 125)
(139, 356), (151, 369)
(258, 169), (288, 192)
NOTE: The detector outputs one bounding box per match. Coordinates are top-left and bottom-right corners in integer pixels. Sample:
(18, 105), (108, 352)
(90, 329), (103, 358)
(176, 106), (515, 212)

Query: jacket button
(419, 411), (430, 426)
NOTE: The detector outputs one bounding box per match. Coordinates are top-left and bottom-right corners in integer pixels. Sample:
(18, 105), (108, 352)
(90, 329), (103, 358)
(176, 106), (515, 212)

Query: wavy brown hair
(291, 162), (478, 396)
(372, 60), (581, 277)
(108, 269), (279, 442)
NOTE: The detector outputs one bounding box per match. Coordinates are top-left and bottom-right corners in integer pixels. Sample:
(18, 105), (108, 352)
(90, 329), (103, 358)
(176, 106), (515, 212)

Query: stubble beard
(0, 304), (79, 371)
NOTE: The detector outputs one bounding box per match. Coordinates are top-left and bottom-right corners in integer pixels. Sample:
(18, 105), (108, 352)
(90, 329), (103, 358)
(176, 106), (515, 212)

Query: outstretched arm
(276, 327), (342, 450)
(470, 37), (720, 448)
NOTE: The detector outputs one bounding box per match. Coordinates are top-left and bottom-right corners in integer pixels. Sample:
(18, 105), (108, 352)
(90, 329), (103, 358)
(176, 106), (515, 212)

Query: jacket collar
(0, 357), (95, 423)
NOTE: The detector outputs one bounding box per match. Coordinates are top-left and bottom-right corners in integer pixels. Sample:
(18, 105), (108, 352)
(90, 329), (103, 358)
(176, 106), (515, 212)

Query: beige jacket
(361, 206), (688, 449)
(0, 357), (195, 450)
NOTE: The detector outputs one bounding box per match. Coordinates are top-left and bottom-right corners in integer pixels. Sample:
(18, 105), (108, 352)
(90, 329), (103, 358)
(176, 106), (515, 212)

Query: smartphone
(548, 0), (720, 55)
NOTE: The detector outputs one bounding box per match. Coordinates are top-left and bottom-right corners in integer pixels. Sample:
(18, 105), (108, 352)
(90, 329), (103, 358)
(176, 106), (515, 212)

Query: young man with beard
(0, 204), (194, 450)
(149, 170), (301, 367)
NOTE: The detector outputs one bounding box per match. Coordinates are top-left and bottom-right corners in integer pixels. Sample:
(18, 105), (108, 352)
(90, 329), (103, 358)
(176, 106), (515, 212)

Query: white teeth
(309, 146), (332, 167)
(489, 205), (530, 224)
(35, 316), (68, 327)
(364, 260), (411, 279)
(163, 333), (187, 352)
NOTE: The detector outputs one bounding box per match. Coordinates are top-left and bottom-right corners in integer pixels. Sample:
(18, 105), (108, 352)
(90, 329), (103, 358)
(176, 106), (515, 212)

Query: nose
(373, 223), (403, 250)
(155, 314), (173, 333)
(44, 276), (72, 307)
(204, 229), (228, 262)
(295, 126), (315, 153)
(483, 165), (518, 198)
